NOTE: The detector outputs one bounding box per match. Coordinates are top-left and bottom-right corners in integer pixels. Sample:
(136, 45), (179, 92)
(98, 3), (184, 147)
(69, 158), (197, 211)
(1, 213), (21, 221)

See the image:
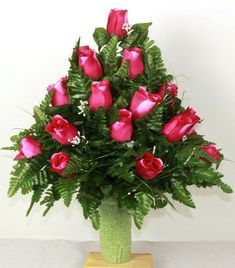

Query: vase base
(84, 252), (153, 267)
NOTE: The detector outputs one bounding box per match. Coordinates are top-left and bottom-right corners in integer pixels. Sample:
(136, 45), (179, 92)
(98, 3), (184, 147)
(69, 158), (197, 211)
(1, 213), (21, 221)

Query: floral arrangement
(4, 9), (232, 230)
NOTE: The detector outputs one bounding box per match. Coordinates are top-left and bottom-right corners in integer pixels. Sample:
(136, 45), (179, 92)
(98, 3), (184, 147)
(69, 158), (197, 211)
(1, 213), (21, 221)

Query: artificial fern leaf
(171, 180), (196, 208)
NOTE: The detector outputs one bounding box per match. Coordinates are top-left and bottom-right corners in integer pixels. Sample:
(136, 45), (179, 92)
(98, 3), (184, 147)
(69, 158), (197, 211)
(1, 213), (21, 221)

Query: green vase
(99, 197), (132, 264)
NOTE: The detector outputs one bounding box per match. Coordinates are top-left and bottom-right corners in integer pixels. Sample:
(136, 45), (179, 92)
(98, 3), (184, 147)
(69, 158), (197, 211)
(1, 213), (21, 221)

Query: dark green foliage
(78, 189), (102, 230)
(4, 15), (232, 230)
(55, 178), (80, 207)
(171, 180), (196, 208)
(100, 35), (118, 74)
(142, 38), (167, 90)
(132, 192), (153, 229)
(67, 62), (91, 102)
(121, 23), (152, 48)
(93, 28), (110, 50)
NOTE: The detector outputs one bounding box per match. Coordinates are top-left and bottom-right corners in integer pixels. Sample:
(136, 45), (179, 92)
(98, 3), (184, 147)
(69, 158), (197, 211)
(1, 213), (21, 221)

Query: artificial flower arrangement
(4, 8), (233, 265)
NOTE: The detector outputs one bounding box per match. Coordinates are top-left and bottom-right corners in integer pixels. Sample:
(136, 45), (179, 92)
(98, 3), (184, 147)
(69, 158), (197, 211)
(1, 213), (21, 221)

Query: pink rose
(110, 109), (133, 142)
(78, 46), (102, 79)
(161, 108), (200, 142)
(14, 135), (42, 160)
(202, 144), (221, 161)
(45, 115), (79, 145)
(47, 76), (70, 106)
(130, 86), (162, 119)
(107, 9), (129, 38)
(136, 152), (163, 180)
(89, 80), (112, 111)
(122, 48), (144, 79)
(50, 152), (70, 176)
(158, 82), (178, 107)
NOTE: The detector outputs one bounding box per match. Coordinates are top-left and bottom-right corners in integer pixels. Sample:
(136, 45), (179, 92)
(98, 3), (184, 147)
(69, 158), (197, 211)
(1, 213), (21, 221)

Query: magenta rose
(158, 82), (178, 107)
(78, 46), (102, 79)
(45, 115), (79, 145)
(161, 108), (200, 142)
(130, 86), (162, 119)
(122, 48), (144, 79)
(47, 76), (70, 107)
(50, 152), (70, 176)
(110, 109), (133, 142)
(107, 9), (129, 38)
(136, 152), (163, 180)
(202, 144), (221, 162)
(89, 80), (112, 111)
(14, 135), (42, 160)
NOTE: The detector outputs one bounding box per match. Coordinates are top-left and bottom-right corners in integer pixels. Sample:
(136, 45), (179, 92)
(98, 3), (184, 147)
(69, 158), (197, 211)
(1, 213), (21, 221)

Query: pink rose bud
(110, 109), (133, 142)
(158, 82), (178, 107)
(45, 115), (79, 145)
(107, 9), (129, 38)
(130, 86), (162, 119)
(202, 144), (221, 162)
(14, 135), (42, 160)
(89, 80), (112, 111)
(136, 152), (163, 180)
(161, 108), (200, 142)
(122, 48), (144, 79)
(158, 82), (178, 99)
(50, 152), (70, 176)
(78, 46), (102, 79)
(47, 76), (70, 106)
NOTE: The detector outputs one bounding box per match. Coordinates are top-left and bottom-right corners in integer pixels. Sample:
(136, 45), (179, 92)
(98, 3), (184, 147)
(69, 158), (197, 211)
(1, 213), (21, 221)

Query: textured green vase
(99, 197), (132, 264)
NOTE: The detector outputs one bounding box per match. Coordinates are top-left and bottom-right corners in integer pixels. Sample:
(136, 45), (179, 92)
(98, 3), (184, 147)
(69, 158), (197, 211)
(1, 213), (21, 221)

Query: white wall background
(0, 0), (235, 241)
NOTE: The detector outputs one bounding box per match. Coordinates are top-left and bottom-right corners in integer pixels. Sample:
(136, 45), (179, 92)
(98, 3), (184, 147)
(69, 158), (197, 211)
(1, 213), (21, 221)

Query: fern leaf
(217, 179), (233, 193)
(132, 192), (153, 229)
(114, 60), (129, 79)
(171, 180), (195, 208)
(55, 179), (79, 207)
(26, 186), (45, 216)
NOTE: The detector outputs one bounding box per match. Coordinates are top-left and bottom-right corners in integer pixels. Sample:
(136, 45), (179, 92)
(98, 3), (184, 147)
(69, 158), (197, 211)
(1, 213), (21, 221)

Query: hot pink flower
(78, 46), (102, 79)
(45, 115), (79, 145)
(50, 152), (70, 176)
(14, 135), (42, 160)
(47, 76), (70, 106)
(89, 80), (112, 111)
(110, 109), (133, 142)
(202, 144), (221, 161)
(130, 86), (162, 119)
(107, 9), (129, 38)
(122, 48), (144, 79)
(158, 82), (178, 107)
(161, 108), (200, 142)
(136, 152), (163, 180)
